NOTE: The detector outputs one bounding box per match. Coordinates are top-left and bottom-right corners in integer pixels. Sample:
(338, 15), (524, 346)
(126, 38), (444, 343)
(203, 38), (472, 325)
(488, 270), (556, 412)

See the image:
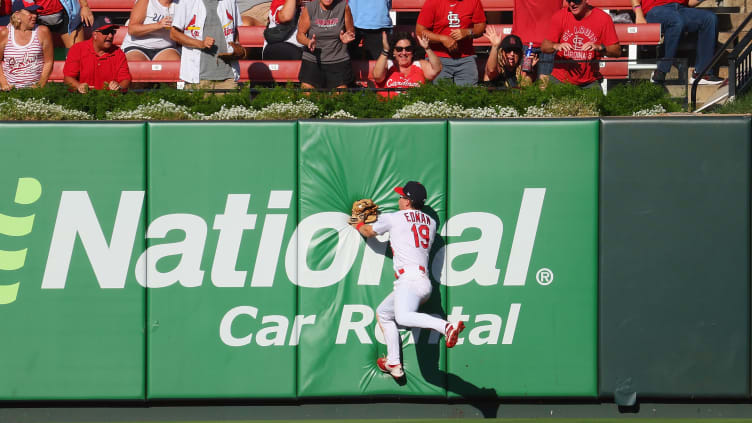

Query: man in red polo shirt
(415, 0), (485, 86)
(63, 15), (131, 92)
(541, 0), (620, 88)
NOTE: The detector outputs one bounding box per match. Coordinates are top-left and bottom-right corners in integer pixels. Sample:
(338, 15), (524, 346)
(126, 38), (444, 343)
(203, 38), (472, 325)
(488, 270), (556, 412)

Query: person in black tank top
(295, 0), (355, 89)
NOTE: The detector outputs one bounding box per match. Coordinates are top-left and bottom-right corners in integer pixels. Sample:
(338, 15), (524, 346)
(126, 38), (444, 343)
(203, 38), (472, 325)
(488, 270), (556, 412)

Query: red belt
(395, 265), (426, 279)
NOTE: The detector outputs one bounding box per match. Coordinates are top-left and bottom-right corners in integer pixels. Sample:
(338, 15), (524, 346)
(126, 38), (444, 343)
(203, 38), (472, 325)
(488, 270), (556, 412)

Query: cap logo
(22, 0), (35, 7)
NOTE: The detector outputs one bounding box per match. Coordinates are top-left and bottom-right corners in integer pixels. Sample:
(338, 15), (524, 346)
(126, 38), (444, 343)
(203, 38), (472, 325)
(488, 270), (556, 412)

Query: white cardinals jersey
(371, 209), (437, 273)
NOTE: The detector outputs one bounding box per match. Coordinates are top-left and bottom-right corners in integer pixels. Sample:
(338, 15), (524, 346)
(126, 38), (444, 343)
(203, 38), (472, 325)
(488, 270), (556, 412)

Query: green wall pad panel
(146, 123), (297, 399)
(0, 123), (147, 400)
(599, 117), (750, 400)
(297, 121), (448, 397)
(447, 120), (598, 398)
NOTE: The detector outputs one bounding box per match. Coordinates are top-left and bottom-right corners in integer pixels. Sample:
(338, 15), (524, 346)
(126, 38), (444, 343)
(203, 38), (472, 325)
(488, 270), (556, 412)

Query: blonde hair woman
(0, 0), (53, 89)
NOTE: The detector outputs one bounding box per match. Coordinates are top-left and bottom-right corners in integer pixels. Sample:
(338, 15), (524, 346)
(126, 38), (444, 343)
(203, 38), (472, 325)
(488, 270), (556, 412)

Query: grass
(85, 420), (752, 423)
(706, 90), (752, 114)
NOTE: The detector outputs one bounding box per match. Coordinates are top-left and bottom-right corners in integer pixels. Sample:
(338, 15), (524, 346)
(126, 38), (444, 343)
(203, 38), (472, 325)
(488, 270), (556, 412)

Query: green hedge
(0, 81), (682, 120)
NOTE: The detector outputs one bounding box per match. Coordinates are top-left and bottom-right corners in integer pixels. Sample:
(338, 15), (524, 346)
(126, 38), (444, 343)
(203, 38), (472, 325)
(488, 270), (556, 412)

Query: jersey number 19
(411, 224), (430, 249)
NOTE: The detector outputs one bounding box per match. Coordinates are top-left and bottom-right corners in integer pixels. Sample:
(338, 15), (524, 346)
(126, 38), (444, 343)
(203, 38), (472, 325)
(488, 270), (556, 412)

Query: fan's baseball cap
(500, 34), (523, 54)
(13, 0), (40, 13)
(0, 0), (40, 25)
(93, 15), (119, 32)
(394, 181), (427, 204)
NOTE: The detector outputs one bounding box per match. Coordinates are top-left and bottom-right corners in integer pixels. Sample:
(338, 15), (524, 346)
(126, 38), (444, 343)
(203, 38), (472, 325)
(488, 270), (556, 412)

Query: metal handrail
(691, 8), (752, 110)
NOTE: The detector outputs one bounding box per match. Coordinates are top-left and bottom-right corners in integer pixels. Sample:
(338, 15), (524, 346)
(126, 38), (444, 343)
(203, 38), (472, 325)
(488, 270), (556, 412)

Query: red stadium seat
(49, 58), (630, 83)
(391, 0), (513, 11)
(237, 26), (266, 47)
(87, 0), (134, 12)
(589, 0), (635, 8)
(614, 23), (661, 45)
(598, 58), (629, 79)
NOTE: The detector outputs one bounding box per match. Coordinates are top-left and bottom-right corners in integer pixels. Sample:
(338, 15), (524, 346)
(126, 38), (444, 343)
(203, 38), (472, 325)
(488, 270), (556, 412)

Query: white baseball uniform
(372, 209), (449, 366)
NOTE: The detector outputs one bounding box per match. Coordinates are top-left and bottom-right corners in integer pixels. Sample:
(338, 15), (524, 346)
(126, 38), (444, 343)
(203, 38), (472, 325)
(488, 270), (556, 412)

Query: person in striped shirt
(0, 0), (53, 89)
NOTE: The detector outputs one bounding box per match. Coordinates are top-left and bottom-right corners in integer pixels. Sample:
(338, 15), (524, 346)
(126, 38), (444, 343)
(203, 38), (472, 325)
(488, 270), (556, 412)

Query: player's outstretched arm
(351, 220), (377, 238)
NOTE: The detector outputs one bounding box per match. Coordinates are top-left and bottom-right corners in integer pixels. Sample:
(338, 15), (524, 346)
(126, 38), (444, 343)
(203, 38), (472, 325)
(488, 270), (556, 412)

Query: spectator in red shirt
(415, 0), (486, 86)
(373, 31), (442, 97)
(541, 0), (620, 88)
(63, 15), (131, 93)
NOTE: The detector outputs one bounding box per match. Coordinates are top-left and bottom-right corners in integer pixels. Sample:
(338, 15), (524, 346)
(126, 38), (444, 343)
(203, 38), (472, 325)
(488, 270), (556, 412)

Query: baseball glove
(349, 199), (379, 224)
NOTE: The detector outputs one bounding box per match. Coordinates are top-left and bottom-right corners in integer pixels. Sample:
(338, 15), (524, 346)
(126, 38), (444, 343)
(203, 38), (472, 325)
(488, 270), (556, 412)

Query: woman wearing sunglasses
(482, 29), (537, 87)
(373, 31), (441, 98)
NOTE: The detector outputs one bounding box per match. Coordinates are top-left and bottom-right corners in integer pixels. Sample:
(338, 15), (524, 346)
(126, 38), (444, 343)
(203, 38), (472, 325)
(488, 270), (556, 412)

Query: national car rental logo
(0, 177), (42, 305)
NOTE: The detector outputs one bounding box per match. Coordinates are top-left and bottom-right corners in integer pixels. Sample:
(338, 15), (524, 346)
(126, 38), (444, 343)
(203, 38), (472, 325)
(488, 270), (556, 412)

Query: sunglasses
(567, 0), (583, 5)
(393, 46), (414, 52)
(400, 196), (410, 200)
(96, 29), (117, 36)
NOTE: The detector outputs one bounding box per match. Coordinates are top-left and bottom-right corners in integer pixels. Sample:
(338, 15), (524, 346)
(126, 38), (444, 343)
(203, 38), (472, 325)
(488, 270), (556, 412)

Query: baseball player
(351, 181), (465, 379)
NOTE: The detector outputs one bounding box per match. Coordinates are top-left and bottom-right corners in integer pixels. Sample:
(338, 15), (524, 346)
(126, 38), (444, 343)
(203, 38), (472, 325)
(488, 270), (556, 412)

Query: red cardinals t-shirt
(640, 0), (686, 14)
(270, 0), (285, 23)
(512, 0), (563, 47)
(35, 0), (64, 16)
(545, 7), (618, 85)
(416, 0), (486, 58)
(376, 61), (426, 97)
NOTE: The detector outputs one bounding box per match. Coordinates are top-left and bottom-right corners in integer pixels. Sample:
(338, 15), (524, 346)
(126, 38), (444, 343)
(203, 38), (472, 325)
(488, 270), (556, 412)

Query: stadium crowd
(0, 0), (727, 91)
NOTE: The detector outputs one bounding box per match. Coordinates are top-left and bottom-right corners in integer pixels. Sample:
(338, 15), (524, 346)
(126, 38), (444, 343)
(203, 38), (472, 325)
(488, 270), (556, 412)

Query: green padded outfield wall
(296, 121), (448, 397)
(599, 117), (750, 400)
(447, 120), (598, 397)
(146, 123), (298, 399)
(2, 119), (749, 402)
(0, 123), (146, 400)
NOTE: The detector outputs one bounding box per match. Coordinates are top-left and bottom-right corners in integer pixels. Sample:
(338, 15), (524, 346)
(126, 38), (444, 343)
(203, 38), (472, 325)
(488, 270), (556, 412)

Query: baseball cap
(0, 0), (39, 26)
(394, 181), (427, 204)
(93, 15), (119, 32)
(11, 0), (40, 13)
(500, 34), (523, 54)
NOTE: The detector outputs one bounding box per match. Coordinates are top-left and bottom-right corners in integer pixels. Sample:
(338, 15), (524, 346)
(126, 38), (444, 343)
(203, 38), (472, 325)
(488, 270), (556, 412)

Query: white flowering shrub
(106, 99), (195, 120)
(524, 105), (554, 117)
(324, 109), (357, 119)
(0, 97), (91, 120)
(254, 99), (319, 120)
(392, 101), (465, 118)
(632, 104), (666, 116)
(204, 105), (259, 120)
(462, 106), (520, 118)
(393, 101), (521, 119)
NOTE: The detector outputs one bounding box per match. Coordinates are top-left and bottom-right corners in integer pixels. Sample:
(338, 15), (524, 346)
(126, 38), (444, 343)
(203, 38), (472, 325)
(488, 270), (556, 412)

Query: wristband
(381, 49), (390, 57)
(356, 221), (365, 230)
(632, 4), (641, 8)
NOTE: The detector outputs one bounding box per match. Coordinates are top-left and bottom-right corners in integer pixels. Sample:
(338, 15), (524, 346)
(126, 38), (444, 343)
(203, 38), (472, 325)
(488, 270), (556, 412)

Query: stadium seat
(391, 0), (513, 11)
(48, 58), (629, 83)
(86, 0), (630, 13)
(87, 0), (134, 12)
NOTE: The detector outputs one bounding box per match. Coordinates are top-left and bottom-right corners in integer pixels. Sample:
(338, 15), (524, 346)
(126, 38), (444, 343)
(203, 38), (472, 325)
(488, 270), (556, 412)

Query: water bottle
(521, 42), (534, 73)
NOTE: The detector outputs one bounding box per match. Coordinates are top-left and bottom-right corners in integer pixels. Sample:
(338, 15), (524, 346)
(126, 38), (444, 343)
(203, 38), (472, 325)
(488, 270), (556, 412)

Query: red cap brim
(96, 24), (118, 31)
(394, 187), (405, 196)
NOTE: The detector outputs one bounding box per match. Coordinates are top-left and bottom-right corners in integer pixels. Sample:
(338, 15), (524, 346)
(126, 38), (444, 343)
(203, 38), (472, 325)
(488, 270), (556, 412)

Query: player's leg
(376, 291), (402, 367)
(393, 277), (447, 334)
